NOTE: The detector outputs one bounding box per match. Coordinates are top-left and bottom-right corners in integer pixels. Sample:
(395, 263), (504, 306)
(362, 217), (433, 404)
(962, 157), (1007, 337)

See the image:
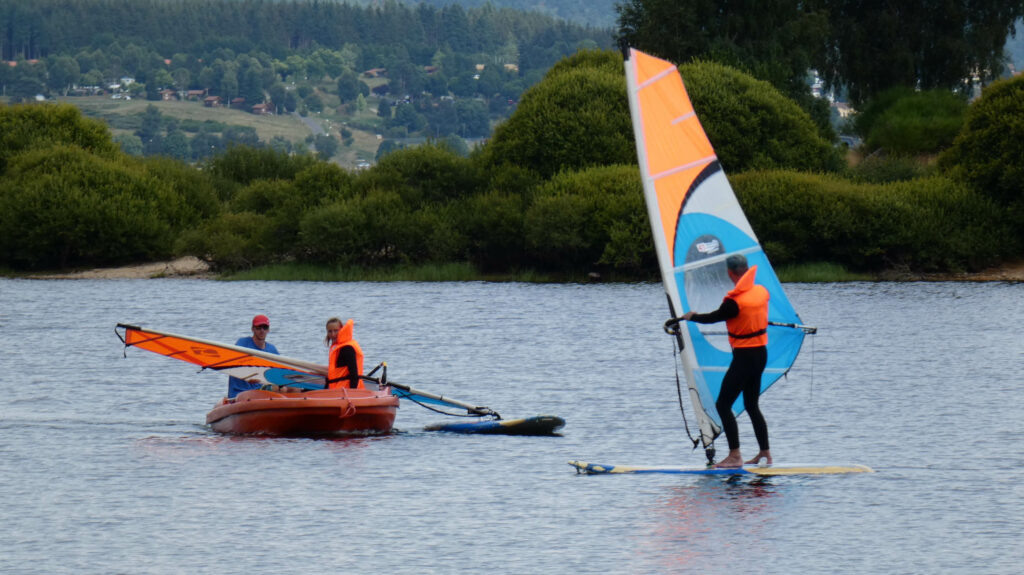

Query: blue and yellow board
(569, 460), (873, 476)
(426, 415), (565, 436)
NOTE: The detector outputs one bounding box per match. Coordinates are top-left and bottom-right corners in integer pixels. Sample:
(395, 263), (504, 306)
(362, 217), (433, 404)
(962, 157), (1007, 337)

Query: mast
(624, 49), (721, 462)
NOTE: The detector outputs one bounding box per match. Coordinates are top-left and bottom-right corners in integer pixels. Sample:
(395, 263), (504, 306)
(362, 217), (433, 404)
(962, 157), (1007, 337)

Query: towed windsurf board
(426, 415), (565, 435)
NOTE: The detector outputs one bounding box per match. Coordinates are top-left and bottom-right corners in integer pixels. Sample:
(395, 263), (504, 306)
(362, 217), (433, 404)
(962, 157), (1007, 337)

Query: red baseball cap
(252, 314), (270, 327)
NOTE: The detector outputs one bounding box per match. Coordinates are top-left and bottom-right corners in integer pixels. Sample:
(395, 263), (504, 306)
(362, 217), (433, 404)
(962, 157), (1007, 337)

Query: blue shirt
(227, 337), (280, 398)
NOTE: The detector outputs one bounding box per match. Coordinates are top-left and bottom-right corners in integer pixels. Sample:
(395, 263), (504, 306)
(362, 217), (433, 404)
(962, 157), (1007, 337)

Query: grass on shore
(775, 262), (873, 282)
(218, 262), (570, 283)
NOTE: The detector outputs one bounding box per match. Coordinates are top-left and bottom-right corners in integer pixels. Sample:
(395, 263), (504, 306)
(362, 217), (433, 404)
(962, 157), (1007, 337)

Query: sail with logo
(625, 48), (813, 463)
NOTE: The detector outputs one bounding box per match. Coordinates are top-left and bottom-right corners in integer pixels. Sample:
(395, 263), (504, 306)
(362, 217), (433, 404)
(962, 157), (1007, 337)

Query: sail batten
(650, 155), (717, 182)
(626, 49), (808, 456)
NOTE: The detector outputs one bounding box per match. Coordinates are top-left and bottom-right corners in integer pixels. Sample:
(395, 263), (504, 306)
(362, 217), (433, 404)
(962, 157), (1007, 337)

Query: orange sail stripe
(631, 49), (717, 263)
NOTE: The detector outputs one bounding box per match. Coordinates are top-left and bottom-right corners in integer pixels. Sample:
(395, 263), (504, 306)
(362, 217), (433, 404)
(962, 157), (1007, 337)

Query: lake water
(1, 278), (1022, 574)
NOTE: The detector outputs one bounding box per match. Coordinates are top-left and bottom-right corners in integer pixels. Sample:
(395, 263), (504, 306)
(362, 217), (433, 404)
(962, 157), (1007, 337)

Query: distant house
(204, 96), (221, 107)
(186, 89), (206, 101)
(832, 101), (854, 119)
(363, 68), (387, 78)
(424, 65), (438, 75)
(503, 63), (519, 73)
(251, 103), (272, 115)
(159, 89), (177, 101)
(230, 97), (246, 109)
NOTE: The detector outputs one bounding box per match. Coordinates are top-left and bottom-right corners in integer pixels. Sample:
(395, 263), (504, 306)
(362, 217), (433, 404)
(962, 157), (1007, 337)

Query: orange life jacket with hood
(725, 265), (769, 349)
(327, 319), (365, 389)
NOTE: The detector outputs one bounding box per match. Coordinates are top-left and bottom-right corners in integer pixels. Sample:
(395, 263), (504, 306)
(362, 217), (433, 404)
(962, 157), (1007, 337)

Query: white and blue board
(569, 460), (873, 476)
(426, 415), (565, 435)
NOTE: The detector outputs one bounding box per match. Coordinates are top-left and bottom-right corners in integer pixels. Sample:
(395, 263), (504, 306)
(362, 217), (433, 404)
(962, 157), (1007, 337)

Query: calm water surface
(1, 278), (1022, 574)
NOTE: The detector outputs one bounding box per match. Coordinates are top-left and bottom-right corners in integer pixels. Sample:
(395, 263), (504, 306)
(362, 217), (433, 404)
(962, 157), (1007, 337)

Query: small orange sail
(116, 323), (327, 386)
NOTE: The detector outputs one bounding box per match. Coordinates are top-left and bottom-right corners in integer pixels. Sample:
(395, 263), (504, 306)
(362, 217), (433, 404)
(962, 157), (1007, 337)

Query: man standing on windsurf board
(680, 254), (771, 468)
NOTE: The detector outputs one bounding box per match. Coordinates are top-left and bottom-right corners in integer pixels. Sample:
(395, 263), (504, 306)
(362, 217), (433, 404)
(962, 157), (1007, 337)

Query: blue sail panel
(674, 213), (805, 422)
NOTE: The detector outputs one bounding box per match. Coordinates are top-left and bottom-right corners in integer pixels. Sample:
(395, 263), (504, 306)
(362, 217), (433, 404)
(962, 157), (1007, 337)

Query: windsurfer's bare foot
(745, 451), (772, 466)
(714, 449), (744, 468)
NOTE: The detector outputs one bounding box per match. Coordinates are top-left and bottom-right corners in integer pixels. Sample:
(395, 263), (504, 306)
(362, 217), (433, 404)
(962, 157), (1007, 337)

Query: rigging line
(809, 331), (815, 401)
(671, 336), (700, 450)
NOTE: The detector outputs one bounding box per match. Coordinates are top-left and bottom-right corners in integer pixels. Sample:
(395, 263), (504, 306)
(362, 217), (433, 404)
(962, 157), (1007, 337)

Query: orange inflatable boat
(206, 387), (399, 436)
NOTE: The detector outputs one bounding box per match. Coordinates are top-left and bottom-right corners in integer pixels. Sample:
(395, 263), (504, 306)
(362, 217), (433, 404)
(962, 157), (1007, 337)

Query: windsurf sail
(116, 323), (499, 415)
(624, 49), (810, 462)
(116, 323), (328, 387)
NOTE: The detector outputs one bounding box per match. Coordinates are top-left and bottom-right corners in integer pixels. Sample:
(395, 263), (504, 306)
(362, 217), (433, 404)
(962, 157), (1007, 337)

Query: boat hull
(206, 387), (399, 436)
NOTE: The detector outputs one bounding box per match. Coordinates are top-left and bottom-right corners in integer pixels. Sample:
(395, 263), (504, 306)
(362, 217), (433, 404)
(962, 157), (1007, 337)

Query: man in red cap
(227, 314), (281, 398)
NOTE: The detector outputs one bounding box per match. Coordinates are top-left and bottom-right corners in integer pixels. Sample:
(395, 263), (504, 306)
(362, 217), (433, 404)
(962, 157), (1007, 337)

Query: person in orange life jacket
(228, 314), (280, 398)
(680, 254), (772, 468)
(325, 317), (364, 389)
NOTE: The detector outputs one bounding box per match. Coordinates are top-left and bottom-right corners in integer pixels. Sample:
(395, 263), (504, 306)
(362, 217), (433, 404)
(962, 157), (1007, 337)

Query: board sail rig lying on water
(568, 49), (866, 475)
(116, 323), (562, 436)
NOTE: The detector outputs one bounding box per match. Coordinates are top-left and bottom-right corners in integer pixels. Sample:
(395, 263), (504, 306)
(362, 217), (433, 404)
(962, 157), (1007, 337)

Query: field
(55, 90), (388, 169)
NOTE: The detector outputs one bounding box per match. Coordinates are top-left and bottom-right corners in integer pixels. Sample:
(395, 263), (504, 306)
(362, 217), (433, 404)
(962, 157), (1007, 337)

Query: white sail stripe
(671, 111), (696, 125)
(674, 245), (761, 274)
(649, 155), (716, 183)
(637, 64), (677, 90)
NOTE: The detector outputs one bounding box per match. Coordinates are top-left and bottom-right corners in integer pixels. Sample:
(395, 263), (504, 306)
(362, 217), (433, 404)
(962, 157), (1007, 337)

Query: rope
(396, 393), (495, 419)
(671, 336), (700, 450)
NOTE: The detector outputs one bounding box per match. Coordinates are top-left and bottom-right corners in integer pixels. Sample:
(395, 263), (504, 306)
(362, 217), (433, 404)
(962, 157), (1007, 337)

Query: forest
(0, 0), (613, 164)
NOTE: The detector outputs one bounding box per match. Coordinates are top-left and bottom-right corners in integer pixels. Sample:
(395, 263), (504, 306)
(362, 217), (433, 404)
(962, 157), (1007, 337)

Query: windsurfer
(326, 317), (364, 389)
(681, 254), (772, 468)
(227, 314), (281, 398)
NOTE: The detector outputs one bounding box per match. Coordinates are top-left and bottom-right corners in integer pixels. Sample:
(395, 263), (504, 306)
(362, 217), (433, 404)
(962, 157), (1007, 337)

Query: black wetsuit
(688, 298), (770, 451)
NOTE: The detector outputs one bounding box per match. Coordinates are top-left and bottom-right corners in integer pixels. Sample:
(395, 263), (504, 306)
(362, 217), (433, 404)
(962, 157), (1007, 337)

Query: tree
(336, 70), (366, 103)
(392, 103), (425, 132)
(171, 68), (191, 92)
(482, 50), (635, 179)
(163, 130), (191, 161)
(616, 0), (829, 100)
(313, 133), (339, 160)
(48, 55), (80, 95)
(940, 75), (1024, 210)
(136, 105), (163, 149)
(268, 83), (287, 113)
(819, 1), (1024, 106)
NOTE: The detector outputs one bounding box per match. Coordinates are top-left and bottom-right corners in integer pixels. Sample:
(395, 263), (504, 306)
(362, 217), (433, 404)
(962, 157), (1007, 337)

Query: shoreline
(22, 256), (1024, 282)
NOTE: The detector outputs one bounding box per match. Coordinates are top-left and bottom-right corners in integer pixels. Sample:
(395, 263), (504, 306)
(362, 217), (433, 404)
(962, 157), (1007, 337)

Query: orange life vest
(725, 265), (769, 348)
(327, 319), (365, 389)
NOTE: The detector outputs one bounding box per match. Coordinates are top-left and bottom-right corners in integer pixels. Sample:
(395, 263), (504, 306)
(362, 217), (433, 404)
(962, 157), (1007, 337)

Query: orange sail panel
(116, 324), (327, 385)
(630, 49), (717, 264)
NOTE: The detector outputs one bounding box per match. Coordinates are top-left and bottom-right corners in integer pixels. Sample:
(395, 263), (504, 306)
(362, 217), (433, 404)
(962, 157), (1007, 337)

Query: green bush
(482, 50), (635, 179)
(678, 61), (845, 173)
(139, 156), (221, 227)
(523, 164), (652, 273)
(458, 190), (529, 272)
(0, 103), (120, 174)
(846, 154), (933, 184)
(362, 141), (484, 206)
(204, 145), (319, 189)
(299, 191), (419, 265)
(175, 212), (276, 270)
(940, 74), (1024, 208)
(856, 88), (967, 155)
(733, 170), (1011, 272)
(0, 145), (178, 269)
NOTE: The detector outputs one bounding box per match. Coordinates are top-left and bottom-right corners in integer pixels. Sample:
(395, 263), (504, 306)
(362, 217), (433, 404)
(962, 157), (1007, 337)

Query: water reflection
(642, 476), (782, 572)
